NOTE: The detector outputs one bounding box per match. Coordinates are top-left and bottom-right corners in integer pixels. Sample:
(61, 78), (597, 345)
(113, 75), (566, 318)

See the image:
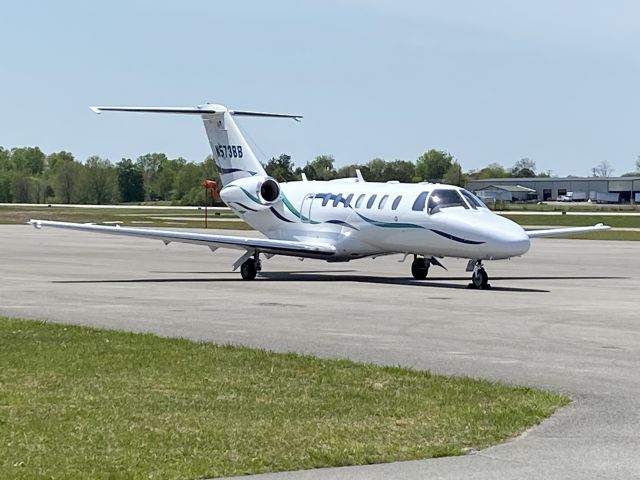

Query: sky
(1, 0), (639, 176)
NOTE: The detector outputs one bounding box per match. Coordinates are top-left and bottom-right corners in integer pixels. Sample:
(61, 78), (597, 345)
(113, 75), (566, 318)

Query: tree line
(0, 147), (220, 205)
(1, 145), (637, 205)
(264, 153), (552, 184)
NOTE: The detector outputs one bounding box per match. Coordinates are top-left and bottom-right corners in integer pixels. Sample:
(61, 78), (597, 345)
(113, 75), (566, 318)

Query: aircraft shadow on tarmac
(53, 272), (626, 293)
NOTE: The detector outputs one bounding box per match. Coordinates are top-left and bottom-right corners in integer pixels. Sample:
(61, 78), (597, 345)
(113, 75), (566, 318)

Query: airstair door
(300, 193), (315, 223)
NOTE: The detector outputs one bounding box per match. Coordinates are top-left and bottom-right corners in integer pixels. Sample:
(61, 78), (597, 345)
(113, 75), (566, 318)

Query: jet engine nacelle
(220, 176), (281, 211)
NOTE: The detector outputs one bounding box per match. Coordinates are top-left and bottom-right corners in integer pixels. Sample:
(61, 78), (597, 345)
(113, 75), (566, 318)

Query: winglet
(90, 106), (102, 114)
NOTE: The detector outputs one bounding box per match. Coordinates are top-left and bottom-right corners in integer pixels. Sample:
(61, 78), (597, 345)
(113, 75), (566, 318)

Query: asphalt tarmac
(1, 225), (639, 479)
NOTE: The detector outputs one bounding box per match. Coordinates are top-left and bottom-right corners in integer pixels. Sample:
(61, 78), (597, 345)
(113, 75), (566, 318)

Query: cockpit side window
(411, 191), (429, 211)
(461, 189), (487, 209)
(428, 189), (468, 213)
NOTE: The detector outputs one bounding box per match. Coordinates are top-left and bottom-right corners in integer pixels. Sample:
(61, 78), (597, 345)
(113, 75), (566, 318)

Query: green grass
(493, 202), (640, 213)
(0, 205), (251, 230)
(502, 214), (640, 229)
(0, 318), (569, 480)
(552, 231), (640, 241)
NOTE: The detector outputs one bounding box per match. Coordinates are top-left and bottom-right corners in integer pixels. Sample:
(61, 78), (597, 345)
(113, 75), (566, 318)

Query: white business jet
(30, 104), (609, 288)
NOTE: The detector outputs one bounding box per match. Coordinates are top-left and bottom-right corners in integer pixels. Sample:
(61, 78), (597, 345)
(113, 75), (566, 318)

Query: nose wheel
(470, 260), (490, 289)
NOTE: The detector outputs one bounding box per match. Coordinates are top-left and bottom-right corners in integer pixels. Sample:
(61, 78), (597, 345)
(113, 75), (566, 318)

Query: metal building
(475, 184), (537, 202)
(466, 177), (640, 203)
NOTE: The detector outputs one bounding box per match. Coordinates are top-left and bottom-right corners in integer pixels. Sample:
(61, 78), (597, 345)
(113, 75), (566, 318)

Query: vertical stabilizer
(201, 108), (266, 185)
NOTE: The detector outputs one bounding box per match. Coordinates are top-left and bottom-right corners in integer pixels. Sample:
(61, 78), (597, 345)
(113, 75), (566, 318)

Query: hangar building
(466, 177), (640, 203)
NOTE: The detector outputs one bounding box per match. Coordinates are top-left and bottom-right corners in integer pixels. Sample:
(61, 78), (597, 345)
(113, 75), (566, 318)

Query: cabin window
(344, 193), (354, 208)
(355, 194), (366, 208)
(391, 195), (402, 210)
(411, 191), (429, 211)
(366, 194), (377, 209)
(332, 194), (343, 207)
(378, 195), (389, 209)
(428, 189), (468, 213)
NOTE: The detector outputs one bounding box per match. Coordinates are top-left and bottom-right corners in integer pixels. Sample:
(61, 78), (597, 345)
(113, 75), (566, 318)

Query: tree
(10, 174), (34, 203)
(511, 158), (536, 178)
(636, 154), (640, 173)
(116, 159), (144, 202)
(443, 161), (464, 186)
(473, 163), (509, 179)
(136, 152), (166, 200)
(154, 156), (188, 201)
(174, 162), (204, 205)
(382, 160), (416, 183)
(415, 150), (454, 181)
(336, 163), (365, 180)
(0, 147), (13, 171)
(303, 155), (336, 181)
(11, 147), (46, 175)
(46, 151), (75, 172)
(85, 156), (115, 204)
(264, 154), (297, 182)
(365, 158), (388, 182)
(55, 160), (81, 203)
(0, 171), (12, 202)
(592, 160), (614, 177)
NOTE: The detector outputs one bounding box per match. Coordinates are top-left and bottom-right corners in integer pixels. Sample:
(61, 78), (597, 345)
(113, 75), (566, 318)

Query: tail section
(201, 107), (265, 184)
(90, 104), (302, 186)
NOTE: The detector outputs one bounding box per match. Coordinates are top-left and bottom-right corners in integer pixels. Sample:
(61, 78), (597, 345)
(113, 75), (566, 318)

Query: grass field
(493, 202), (640, 213)
(0, 205), (251, 230)
(501, 213), (640, 240)
(501, 213), (640, 228)
(0, 318), (569, 479)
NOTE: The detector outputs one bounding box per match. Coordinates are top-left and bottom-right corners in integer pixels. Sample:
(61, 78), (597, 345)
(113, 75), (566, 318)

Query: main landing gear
(469, 259), (490, 289)
(240, 253), (262, 280)
(411, 255), (430, 280)
(410, 255), (447, 280)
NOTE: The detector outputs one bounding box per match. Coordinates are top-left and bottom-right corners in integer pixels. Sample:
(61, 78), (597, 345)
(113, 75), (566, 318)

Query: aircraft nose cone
(494, 217), (530, 257)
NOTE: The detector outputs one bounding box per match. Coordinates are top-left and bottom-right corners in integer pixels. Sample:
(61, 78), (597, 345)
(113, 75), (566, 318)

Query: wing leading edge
(526, 223), (610, 238)
(28, 220), (336, 261)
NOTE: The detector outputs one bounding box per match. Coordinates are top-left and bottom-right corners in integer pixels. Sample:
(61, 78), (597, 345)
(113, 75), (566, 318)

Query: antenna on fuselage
(355, 169), (365, 182)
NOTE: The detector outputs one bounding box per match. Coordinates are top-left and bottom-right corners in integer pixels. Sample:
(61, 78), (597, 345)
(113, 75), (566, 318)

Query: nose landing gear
(469, 260), (490, 289)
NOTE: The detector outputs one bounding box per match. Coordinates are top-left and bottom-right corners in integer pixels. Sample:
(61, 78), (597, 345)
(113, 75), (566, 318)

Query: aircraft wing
(526, 223), (610, 238)
(28, 220), (336, 263)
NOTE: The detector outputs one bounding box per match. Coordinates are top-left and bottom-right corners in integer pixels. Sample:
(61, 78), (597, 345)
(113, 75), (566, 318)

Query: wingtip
(89, 106), (102, 114)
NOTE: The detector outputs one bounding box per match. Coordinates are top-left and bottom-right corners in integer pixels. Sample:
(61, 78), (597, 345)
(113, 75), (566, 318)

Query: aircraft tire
(472, 268), (489, 289)
(240, 259), (257, 280)
(411, 257), (429, 280)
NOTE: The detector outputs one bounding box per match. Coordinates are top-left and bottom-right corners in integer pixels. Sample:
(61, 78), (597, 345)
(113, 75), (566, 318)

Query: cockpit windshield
(460, 189), (487, 209)
(428, 189), (468, 213)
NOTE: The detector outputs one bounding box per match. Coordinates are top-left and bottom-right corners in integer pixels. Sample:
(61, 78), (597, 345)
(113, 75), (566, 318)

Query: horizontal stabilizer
(90, 105), (302, 120)
(526, 223), (610, 238)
